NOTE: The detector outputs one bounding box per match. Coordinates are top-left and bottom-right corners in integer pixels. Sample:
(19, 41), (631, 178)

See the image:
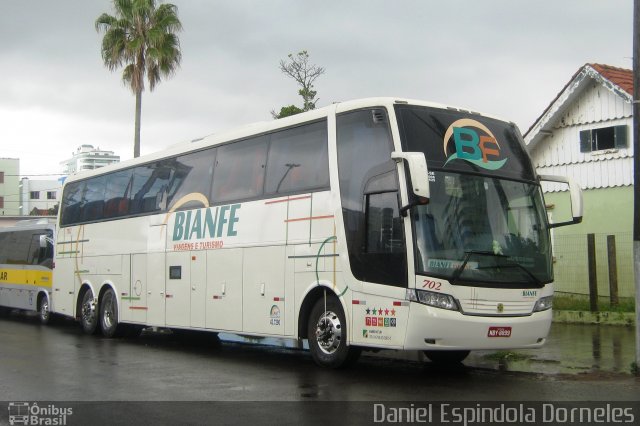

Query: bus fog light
(533, 296), (553, 312)
(415, 289), (459, 311)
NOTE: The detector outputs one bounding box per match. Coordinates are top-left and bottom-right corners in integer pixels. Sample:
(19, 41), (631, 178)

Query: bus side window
(80, 175), (107, 222)
(265, 120), (329, 195)
(28, 234), (41, 265)
(60, 181), (85, 226)
(131, 164), (173, 214)
(167, 148), (216, 211)
(104, 169), (134, 218)
(212, 136), (267, 203)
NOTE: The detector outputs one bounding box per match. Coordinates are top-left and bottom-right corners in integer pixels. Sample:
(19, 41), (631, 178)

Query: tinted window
(211, 136), (268, 203)
(61, 181), (86, 226)
(167, 148), (216, 211)
(130, 162), (173, 214)
(80, 175), (107, 222)
(104, 169), (134, 219)
(0, 229), (53, 268)
(265, 121), (329, 195)
(395, 105), (535, 182)
(337, 109), (407, 287)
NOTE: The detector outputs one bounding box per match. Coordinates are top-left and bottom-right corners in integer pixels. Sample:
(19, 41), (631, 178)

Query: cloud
(0, 0), (632, 177)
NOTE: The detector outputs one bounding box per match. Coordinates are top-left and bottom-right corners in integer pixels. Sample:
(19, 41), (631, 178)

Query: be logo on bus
(443, 118), (507, 170)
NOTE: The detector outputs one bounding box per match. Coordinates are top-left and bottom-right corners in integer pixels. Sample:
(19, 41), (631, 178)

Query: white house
(19, 177), (63, 215)
(524, 63), (634, 298)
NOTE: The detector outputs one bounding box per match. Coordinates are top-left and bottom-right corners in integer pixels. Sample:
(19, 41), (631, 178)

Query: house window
(0, 171), (4, 183)
(30, 191), (40, 200)
(47, 191), (56, 200)
(0, 196), (3, 208)
(580, 125), (627, 153)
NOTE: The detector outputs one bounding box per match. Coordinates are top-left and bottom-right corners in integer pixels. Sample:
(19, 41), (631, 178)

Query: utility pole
(634, 0), (640, 373)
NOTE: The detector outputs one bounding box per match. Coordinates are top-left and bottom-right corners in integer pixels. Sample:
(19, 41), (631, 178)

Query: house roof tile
(589, 63), (633, 95)
(524, 63), (633, 140)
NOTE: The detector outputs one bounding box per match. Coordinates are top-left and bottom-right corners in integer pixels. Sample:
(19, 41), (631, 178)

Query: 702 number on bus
(422, 279), (442, 291)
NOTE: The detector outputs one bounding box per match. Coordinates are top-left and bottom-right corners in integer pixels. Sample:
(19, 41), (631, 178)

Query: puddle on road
(216, 323), (637, 376)
(463, 323), (637, 376)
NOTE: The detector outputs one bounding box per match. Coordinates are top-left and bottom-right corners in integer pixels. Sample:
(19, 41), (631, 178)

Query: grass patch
(553, 294), (635, 313)
(483, 351), (532, 362)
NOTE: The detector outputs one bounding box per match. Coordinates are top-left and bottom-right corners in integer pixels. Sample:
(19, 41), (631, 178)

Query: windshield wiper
(450, 250), (541, 287)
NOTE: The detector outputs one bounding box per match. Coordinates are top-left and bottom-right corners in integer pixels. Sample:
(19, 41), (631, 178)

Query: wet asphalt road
(0, 312), (638, 424)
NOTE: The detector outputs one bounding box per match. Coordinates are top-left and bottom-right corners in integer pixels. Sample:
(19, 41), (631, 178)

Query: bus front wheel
(100, 288), (120, 338)
(38, 296), (51, 325)
(80, 290), (99, 335)
(307, 295), (360, 368)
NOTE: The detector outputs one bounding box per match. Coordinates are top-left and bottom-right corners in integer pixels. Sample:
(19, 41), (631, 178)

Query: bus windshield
(394, 103), (552, 287)
(413, 171), (552, 287)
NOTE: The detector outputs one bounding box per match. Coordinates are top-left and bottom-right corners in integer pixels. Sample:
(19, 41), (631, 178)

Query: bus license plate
(487, 326), (512, 337)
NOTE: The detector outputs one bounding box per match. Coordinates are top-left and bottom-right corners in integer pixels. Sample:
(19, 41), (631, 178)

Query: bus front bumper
(404, 302), (552, 351)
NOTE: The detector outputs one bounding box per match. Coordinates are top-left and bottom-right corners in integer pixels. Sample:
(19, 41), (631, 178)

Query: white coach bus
(52, 98), (582, 368)
(0, 218), (55, 324)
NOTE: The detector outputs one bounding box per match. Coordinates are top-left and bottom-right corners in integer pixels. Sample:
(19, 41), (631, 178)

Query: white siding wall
(530, 82), (633, 192)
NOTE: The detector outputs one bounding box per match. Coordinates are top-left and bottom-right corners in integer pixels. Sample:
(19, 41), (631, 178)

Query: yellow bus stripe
(0, 268), (53, 288)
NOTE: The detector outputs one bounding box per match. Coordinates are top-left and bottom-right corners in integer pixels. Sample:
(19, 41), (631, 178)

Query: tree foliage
(272, 51), (325, 119)
(95, 0), (182, 157)
(273, 105), (304, 119)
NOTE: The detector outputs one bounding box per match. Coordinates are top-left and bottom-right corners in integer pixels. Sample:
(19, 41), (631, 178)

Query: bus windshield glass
(412, 172), (552, 286)
(395, 104), (552, 287)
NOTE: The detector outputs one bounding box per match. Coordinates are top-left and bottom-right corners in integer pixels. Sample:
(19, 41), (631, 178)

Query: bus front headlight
(407, 289), (460, 311)
(533, 295), (553, 312)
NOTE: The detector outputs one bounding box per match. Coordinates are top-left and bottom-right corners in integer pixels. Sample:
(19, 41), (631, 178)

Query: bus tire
(80, 289), (99, 335)
(307, 295), (360, 368)
(100, 287), (120, 338)
(424, 350), (470, 364)
(38, 296), (51, 325)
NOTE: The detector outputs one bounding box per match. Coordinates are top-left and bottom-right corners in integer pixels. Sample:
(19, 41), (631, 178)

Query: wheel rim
(40, 299), (49, 322)
(82, 293), (95, 326)
(314, 310), (342, 355)
(103, 292), (116, 329)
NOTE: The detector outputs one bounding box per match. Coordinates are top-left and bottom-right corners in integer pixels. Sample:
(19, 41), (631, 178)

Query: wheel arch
(75, 282), (96, 320)
(36, 289), (50, 311)
(97, 281), (118, 310)
(298, 284), (348, 340)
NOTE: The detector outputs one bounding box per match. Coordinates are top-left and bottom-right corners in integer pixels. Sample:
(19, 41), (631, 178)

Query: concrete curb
(553, 310), (636, 326)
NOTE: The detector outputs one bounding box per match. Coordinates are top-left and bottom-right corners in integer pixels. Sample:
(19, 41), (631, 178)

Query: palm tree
(96, 0), (182, 158)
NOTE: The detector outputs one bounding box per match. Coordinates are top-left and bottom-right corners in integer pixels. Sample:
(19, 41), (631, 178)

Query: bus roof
(0, 218), (56, 233)
(62, 97), (510, 185)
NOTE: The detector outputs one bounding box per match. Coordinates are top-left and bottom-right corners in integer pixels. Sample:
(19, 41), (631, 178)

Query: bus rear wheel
(307, 295), (360, 368)
(424, 350), (470, 364)
(100, 288), (120, 338)
(80, 290), (99, 335)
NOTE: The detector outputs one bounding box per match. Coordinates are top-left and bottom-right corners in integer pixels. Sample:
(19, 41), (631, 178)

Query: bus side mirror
(391, 152), (430, 199)
(539, 174), (583, 228)
(391, 151), (430, 217)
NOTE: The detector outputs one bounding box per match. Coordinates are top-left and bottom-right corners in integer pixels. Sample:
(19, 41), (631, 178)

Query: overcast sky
(0, 0), (633, 178)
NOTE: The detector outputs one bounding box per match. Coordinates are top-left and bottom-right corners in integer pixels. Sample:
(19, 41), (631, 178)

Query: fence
(552, 232), (635, 299)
